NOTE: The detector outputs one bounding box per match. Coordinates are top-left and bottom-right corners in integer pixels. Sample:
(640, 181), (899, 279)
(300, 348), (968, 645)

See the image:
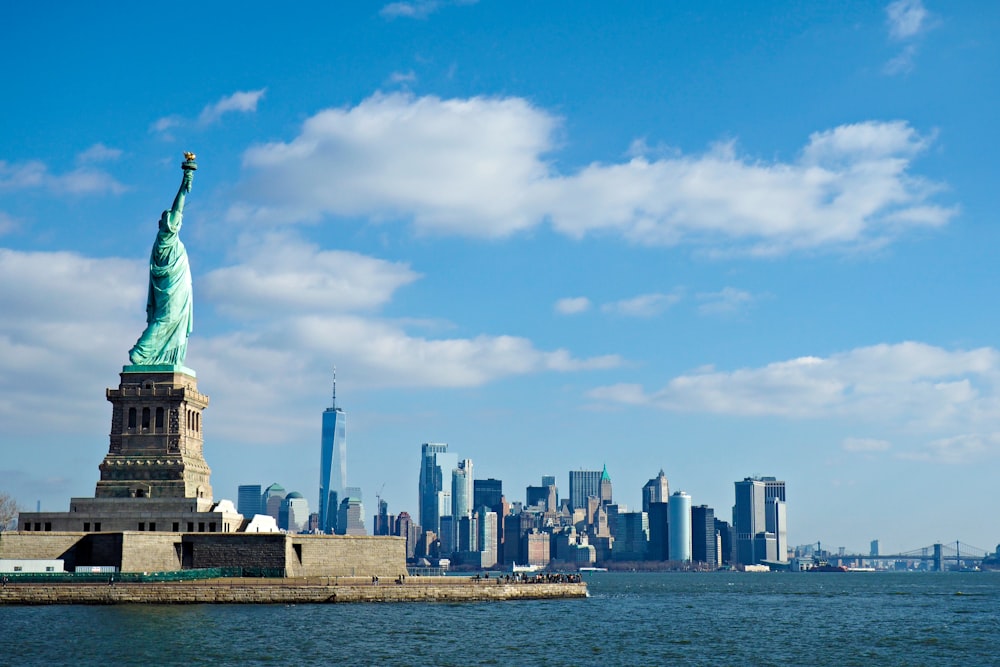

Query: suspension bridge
(821, 541), (995, 571)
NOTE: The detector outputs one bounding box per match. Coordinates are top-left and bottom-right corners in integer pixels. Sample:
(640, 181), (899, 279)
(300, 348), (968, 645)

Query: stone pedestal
(97, 367), (212, 501)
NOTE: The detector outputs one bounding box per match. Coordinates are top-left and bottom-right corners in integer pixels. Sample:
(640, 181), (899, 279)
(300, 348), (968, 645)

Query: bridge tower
(933, 543), (943, 572)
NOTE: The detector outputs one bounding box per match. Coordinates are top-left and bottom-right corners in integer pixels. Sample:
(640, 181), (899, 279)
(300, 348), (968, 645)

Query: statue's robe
(129, 206), (193, 365)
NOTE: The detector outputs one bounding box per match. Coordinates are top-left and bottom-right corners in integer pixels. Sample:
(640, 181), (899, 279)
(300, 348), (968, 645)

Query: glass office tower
(319, 369), (347, 534)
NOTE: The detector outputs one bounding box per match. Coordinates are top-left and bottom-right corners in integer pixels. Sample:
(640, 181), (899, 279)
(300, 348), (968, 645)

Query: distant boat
(578, 567), (608, 572)
(808, 561), (848, 573)
(512, 563), (542, 573)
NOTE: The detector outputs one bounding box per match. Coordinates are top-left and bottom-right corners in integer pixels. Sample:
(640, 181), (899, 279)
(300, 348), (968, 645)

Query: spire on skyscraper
(331, 366), (337, 409)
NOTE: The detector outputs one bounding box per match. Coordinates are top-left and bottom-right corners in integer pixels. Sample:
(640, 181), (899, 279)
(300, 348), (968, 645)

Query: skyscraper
(526, 475), (557, 511)
(477, 506), (498, 568)
(614, 511), (649, 561)
(337, 495), (366, 536)
(766, 497), (787, 562)
(642, 469), (670, 513)
(418, 443), (457, 536)
(734, 476), (787, 565)
(668, 491), (692, 563)
(319, 369), (347, 534)
(373, 498), (390, 536)
(763, 477), (787, 562)
(419, 442), (445, 531)
(237, 484), (263, 518)
(452, 459), (473, 519)
(647, 502), (669, 561)
(394, 511), (417, 559)
(569, 469), (602, 510)
(279, 491), (309, 533)
(715, 518), (734, 566)
(438, 514), (456, 555)
(599, 465), (613, 506)
(691, 504), (717, 568)
(457, 514), (476, 552)
(541, 475), (557, 505)
(734, 477), (763, 565)
(263, 483), (286, 522)
(473, 478), (503, 511)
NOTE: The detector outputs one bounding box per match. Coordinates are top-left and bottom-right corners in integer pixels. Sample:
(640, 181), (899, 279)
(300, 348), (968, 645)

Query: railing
(406, 567), (447, 576)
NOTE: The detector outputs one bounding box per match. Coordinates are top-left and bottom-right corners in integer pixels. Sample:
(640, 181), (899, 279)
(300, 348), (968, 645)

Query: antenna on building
(331, 365), (337, 409)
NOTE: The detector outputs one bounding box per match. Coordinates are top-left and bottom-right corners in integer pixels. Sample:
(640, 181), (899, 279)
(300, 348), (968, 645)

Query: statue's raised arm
(172, 159), (194, 211)
(127, 154), (198, 368)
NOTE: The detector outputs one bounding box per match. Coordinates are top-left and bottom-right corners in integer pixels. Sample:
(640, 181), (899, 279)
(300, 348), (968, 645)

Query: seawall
(0, 576), (587, 605)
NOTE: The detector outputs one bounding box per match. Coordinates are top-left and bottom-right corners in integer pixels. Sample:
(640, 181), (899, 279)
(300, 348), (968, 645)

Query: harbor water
(4, 571), (999, 666)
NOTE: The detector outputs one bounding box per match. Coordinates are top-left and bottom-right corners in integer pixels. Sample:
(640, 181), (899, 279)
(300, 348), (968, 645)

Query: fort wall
(0, 532), (405, 578)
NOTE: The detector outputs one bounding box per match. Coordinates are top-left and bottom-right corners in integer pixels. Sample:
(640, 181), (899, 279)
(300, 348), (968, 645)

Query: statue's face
(159, 211), (169, 229)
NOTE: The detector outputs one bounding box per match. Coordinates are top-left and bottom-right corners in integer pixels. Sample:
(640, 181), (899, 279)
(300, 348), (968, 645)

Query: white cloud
(202, 233), (420, 318)
(886, 0), (930, 40)
(202, 315), (620, 390)
(883, 44), (918, 75)
(842, 437), (891, 452)
(233, 93), (555, 235)
(0, 249), (143, 336)
(184, 313), (620, 445)
(0, 249), (145, 434)
(0, 159), (125, 196)
(588, 341), (1000, 429)
(555, 296), (592, 315)
(150, 90), (267, 137)
(184, 313), (618, 446)
(77, 143), (123, 164)
(697, 287), (756, 316)
(900, 433), (1000, 464)
(229, 93), (955, 255)
(381, 1), (437, 19)
(0, 160), (47, 190)
(198, 89), (267, 125)
(801, 121), (928, 163)
(389, 70), (418, 84)
(57, 168), (128, 195)
(883, 1), (937, 75)
(150, 115), (181, 135)
(380, 0), (476, 19)
(602, 292), (681, 318)
(0, 243), (621, 446)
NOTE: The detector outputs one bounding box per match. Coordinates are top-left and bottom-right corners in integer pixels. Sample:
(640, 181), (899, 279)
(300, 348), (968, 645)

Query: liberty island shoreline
(0, 575), (587, 605)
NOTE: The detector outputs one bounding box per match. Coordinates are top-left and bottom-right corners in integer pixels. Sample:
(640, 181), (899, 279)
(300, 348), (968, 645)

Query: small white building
(244, 514), (280, 533)
(1, 559), (65, 573)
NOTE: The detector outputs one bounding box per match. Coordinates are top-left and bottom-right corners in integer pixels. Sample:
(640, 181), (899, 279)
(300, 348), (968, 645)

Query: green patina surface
(128, 158), (198, 367)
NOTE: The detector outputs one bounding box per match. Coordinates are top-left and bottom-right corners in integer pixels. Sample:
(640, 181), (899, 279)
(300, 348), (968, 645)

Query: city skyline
(1, 2), (998, 553)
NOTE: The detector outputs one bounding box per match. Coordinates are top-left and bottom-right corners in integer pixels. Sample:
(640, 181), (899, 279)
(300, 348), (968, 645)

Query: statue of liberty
(128, 153), (197, 367)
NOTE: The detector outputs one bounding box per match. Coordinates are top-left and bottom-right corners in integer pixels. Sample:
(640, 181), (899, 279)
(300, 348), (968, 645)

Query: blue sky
(2, 1), (998, 553)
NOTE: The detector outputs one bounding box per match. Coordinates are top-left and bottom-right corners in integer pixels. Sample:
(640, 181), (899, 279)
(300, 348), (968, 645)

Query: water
(4, 572), (1000, 666)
